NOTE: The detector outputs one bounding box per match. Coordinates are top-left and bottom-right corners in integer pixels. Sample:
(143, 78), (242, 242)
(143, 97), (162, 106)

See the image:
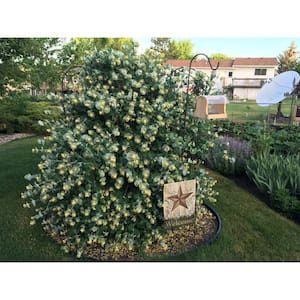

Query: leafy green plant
(246, 153), (300, 198)
(270, 127), (300, 155)
(192, 70), (214, 96)
(206, 135), (252, 176)
(242, 122), (272, 155)
(21, 49), (218, 258)
(246, 152), (300, 222)
(210, 120), (300, 156)
(0, 95), (60, 133)
(270, 189), (300, 221)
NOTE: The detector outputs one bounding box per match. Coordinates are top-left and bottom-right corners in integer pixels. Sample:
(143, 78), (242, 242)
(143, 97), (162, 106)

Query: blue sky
(136, 37), (300, 58)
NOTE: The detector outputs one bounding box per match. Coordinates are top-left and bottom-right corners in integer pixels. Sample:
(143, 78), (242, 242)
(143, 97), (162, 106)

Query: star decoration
(167, 185), (193, 212)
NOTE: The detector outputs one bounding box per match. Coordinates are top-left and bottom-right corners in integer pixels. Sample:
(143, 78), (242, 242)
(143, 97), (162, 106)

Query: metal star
(167, 185), (193, 212)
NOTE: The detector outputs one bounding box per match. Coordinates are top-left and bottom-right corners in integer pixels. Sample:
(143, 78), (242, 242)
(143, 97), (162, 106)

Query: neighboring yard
(1, 137), (299, 261)
(227, 98), (298, 123)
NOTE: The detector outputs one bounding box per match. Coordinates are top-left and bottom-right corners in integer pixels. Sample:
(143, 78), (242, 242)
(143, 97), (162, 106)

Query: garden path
(0, 133), (35, 145)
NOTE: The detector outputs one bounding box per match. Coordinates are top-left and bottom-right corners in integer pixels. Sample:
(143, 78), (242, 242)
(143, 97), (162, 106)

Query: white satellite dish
(256, 71), (300, 107)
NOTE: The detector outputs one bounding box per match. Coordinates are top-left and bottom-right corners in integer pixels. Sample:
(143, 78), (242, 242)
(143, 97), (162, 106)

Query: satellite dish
(256, 71), (300, 107)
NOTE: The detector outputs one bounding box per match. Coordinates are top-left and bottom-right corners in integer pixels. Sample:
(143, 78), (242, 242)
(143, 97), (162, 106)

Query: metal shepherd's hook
(183, 53), (220, 130)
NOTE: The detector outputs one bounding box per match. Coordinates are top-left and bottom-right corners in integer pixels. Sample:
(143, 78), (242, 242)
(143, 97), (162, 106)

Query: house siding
(166, 58), (278, 100)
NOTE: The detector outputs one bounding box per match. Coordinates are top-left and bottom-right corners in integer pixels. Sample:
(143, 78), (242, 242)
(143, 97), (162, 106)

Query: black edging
(203, 202), (222, 245)
(144, 203), (222, 261)
(146, 203), (222, 260)
(82, 203), (222, 262)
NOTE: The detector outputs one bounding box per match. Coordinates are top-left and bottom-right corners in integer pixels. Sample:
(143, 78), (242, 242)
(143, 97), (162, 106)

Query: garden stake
(184, 53), (220, 131)
(183, 54), (219, 244)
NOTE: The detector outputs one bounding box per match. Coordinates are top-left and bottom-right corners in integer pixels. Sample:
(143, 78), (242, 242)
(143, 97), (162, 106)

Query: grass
(152, 171), (300, 261)
(227, 98), (298, 123)
(0, 137), (76, 261)
(1, 137), (300, 261)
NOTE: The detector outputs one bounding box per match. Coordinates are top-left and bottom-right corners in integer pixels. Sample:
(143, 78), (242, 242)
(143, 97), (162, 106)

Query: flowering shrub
(206, 135), (252, 176)
(21, 49), (218, 258)
(192, 70), (215, 96)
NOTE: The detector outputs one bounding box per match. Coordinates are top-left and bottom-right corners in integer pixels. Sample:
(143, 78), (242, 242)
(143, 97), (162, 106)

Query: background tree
(58, 38), (138, 68)
(145, 38), (194, 60)
(277, 41), (298, 73)
(210, 53), (233, 60)
(0, 38), (60, 95)
(145, 38), (172, 59)
(276, 41), (299, 117)
(167, 40), (194, 59)
(291, 58), (300, 74)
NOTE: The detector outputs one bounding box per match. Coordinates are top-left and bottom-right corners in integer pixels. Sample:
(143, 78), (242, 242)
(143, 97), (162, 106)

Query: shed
(294, 104), (300, 123)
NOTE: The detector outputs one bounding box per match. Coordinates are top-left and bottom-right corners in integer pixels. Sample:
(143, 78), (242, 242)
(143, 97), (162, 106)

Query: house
(166, 57), (278, 100)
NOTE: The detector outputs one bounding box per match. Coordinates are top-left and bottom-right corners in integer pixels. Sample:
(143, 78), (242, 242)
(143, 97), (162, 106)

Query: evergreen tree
(277, 41), (298, 73)
(276, 41), (298, 117)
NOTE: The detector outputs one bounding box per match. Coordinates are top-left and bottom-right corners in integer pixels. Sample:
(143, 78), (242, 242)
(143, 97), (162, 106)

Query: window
(255, 68), (267, 75)
(228, 71), (233, 77)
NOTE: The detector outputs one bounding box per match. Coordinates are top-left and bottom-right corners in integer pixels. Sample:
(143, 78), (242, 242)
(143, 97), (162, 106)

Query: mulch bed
(49, 205), (219, 261)
(84, 205), (218, 261)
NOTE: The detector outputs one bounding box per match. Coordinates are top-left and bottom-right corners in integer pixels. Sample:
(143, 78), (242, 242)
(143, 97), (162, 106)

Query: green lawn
(227, 98), (298, 123)
(0, 137), (76, 261)
(1, 137), (299, 261)
(152, 171), (300, 261)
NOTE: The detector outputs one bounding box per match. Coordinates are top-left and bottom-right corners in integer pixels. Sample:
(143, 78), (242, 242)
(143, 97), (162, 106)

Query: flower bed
(48, 203), (221, 261)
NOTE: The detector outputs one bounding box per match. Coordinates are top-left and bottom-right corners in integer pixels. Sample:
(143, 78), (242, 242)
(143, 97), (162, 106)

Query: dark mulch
(49, 205), (219, 261)
(143, 206), (218, 260)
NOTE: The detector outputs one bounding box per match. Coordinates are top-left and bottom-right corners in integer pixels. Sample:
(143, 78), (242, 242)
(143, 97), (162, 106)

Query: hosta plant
(21, 49), (218, 258)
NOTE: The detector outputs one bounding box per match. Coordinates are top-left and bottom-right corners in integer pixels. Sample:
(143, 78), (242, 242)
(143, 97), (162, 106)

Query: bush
(21, 49), (218, 258)
(206, 135), (252, 176)
(270, 189), (300, 221)
(0, 95), (60, 133)
(270, 126), (300, 155)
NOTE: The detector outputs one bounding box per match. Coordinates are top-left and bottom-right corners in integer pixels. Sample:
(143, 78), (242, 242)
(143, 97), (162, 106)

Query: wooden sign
(163, 179), (196, 222)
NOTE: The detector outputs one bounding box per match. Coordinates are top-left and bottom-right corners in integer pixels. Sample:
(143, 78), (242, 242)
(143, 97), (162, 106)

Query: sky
(136, 37), (300, 58)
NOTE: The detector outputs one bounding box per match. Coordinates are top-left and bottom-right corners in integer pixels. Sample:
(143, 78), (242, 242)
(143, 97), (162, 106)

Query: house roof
(166, 59), (234, 68)
(166, 57), (278, 68)
(233, 57), (278, 66)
